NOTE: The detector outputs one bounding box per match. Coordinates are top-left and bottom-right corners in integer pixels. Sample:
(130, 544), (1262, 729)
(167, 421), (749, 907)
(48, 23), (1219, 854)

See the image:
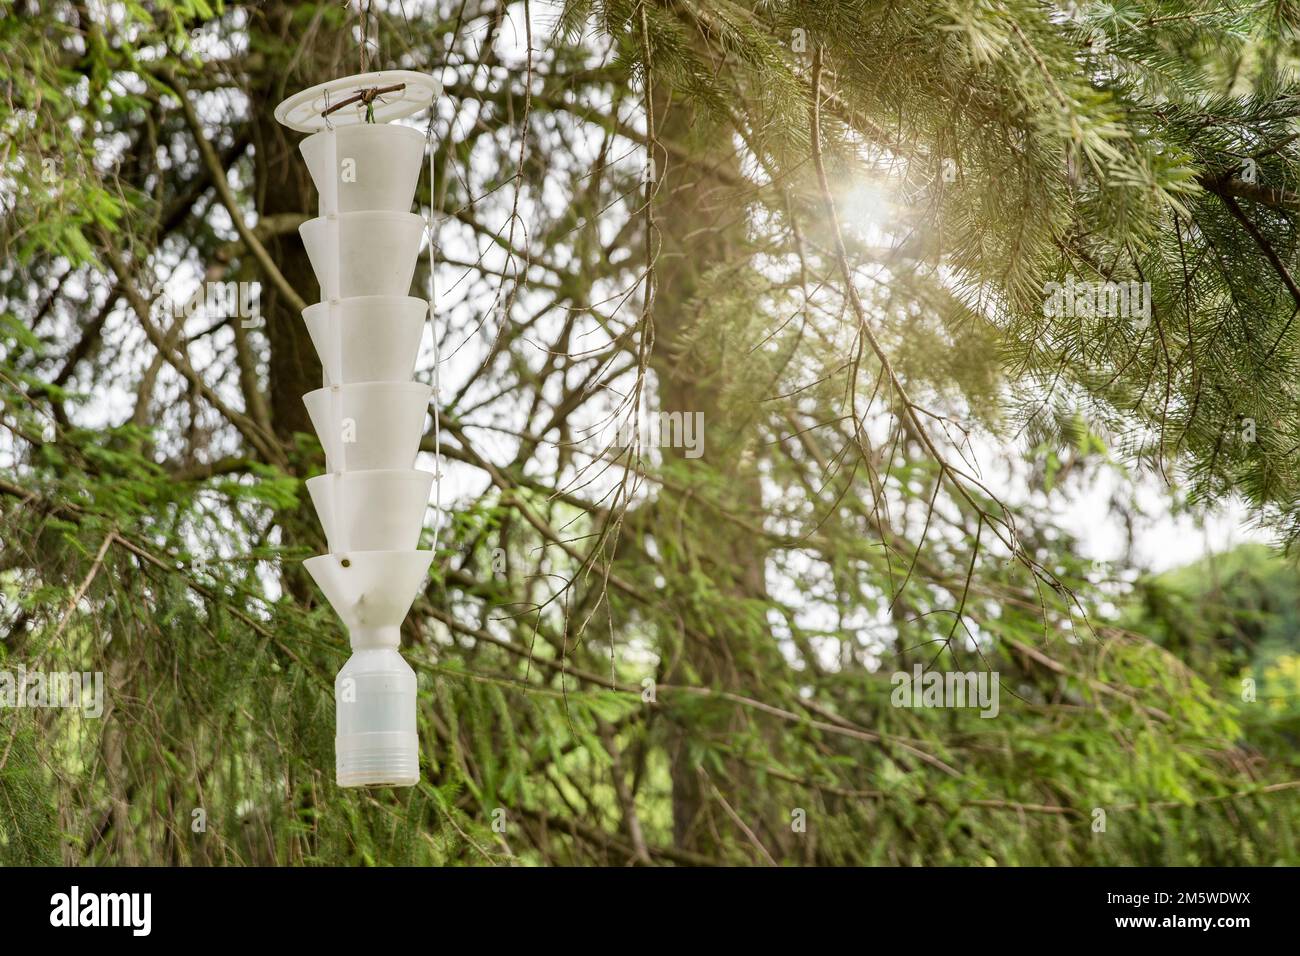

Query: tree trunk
(648, 104), (775, 859)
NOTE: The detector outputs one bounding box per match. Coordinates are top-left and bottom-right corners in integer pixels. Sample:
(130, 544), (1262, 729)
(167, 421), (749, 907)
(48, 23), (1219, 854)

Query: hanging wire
(418, 1), (462, 561)
(425, 104), (443, 558)
(317, 2), (441, 555)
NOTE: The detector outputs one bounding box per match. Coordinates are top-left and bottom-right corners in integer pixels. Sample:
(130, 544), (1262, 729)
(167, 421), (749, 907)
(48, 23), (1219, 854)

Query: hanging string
(358, 0), (373, 75)
(425, 105), (443, 559)
(322, 1), (440, 558)
(320, 85), (345, 558)
(423, 4), (464, 567)
(317, 3), (401, 125)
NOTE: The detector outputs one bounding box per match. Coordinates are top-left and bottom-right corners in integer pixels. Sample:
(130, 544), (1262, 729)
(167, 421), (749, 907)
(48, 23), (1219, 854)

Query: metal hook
(322, 87), (335, 131)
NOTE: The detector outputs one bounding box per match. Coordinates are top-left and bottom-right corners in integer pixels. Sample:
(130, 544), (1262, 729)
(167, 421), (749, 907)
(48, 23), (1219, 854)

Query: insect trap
(274, 70), (442, 788)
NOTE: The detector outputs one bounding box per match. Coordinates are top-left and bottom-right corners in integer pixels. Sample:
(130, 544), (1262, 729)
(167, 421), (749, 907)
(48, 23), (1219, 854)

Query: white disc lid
(274, 70), (441, 133)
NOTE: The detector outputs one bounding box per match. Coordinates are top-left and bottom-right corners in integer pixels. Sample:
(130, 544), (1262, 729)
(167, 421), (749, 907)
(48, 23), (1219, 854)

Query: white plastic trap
(276, 70), (441, 788)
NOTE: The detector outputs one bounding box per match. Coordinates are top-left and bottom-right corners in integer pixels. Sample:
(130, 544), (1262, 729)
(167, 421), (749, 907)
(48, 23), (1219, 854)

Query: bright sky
(1054, 468), (1272, 574)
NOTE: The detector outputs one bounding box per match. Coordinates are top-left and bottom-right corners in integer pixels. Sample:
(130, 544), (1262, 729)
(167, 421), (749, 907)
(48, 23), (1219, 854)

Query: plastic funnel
(306, 468), (433, 552)
(301, 123), (426, 214)
(303, 295), (427, 386)
(300, 211), (425, 298)
(303, 381), (431, 472)
(304, 549), (434, 645)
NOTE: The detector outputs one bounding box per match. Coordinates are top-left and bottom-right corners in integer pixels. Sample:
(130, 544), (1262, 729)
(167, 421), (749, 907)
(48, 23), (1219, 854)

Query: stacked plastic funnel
(275, 72), (439, 788)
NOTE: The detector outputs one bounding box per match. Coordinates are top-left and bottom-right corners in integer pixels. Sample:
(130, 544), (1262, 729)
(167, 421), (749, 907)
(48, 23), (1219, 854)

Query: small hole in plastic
(340, 558), (351, 568)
